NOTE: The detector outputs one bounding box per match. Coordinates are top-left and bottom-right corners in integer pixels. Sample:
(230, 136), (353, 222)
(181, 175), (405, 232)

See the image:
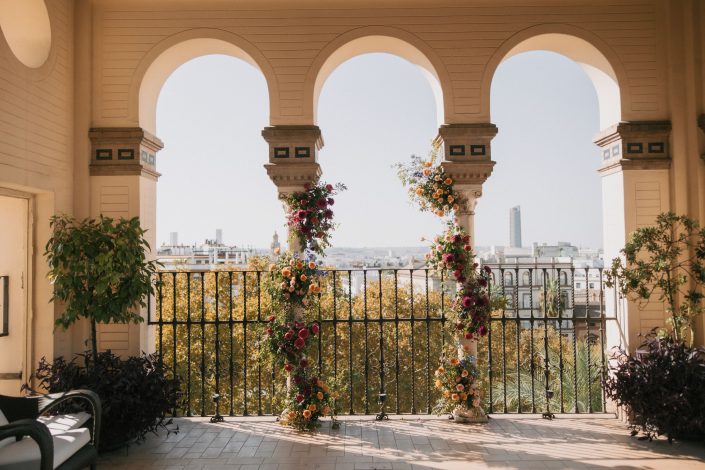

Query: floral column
(263, 125), (323, 254)
(439, 123), (497, 422)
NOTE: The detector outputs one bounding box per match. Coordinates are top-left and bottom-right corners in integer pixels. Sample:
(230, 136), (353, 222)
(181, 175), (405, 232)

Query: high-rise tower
(509, 206), (522, 248)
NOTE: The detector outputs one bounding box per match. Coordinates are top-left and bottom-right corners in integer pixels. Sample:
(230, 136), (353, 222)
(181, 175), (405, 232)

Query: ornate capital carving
(437, 123), (498, 162)
(594, 121), (671, 174)
(264, 162), (322, 196)
(261, 125), (323, 164)
(88, 127), (163, 180)
(440, 160), (496, 187)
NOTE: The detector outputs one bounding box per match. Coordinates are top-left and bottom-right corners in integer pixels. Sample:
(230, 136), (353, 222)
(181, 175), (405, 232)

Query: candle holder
(210, 393), (225, 423)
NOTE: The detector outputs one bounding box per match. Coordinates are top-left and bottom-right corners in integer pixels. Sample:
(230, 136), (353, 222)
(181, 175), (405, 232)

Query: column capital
(264, 162), (322, 196)
(261, 125), (323, 164)
(437, 123), (498, 162)
(88, 127), (163, 180)
(594, 121), (671, 175)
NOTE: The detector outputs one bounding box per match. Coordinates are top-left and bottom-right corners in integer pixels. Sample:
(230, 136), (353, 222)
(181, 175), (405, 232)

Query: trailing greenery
(605, 212), (705, 345)
(45, 215), (159, 365)
(603, 333), (705, 442)
(31, 351), (181, 451)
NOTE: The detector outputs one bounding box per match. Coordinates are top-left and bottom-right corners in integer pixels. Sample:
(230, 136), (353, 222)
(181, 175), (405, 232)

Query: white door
(0, 195), (29, 396)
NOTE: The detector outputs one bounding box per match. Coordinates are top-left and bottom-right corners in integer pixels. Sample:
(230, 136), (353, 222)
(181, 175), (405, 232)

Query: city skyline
(156, 51), (603, 249)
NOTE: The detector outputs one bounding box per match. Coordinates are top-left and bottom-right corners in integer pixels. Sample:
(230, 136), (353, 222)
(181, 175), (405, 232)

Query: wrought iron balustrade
(148, 264), (610, 418)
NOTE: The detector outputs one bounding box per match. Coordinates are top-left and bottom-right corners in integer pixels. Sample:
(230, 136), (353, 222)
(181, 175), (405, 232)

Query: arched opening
(316, 52), (441, 247)
(135, 35), (277, 135)
(307, 33), (449, 126)
(154, 54), (276, 252)
(0, 0), (51, 68)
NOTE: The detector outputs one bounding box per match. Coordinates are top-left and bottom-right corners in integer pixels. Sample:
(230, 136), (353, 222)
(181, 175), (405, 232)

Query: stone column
(594, 121), (672, 354)
(438, 124), (497, 422)
(262, 125), (323, 254)
(88, 127), (163, 358)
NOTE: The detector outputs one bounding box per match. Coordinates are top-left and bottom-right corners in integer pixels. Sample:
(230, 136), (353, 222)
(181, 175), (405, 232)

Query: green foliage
(31, 351), (181, 451)
(46, 215), (159, 328)
(605, 212), (705, 344)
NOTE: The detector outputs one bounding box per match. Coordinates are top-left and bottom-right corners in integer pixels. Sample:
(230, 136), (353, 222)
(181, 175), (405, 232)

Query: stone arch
(303, 26), (453, 126)
(129, 28), (279, 135)
(481, 24), (629, 129)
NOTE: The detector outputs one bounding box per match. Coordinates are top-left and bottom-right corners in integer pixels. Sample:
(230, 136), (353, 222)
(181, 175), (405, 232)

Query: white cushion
(37, 412), (90, 435)
(0, 427), (90, 469)
(0, 409), (12, 450)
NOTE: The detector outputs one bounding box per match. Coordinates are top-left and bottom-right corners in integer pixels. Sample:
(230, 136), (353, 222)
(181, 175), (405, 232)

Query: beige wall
(90, 0), (667, 132)
(0, 0), (74, 376)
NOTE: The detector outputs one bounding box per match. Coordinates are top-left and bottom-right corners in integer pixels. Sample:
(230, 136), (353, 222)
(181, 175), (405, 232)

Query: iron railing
(148, 264), (610, 418)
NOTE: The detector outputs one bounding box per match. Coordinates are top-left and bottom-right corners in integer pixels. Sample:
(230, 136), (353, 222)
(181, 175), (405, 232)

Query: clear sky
(156, 51), (602, 249)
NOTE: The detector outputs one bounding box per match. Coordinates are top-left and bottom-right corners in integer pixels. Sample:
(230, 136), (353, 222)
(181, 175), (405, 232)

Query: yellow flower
(435, 379), (443, 388)
(444, 178), (453, 185)
(461, 369), (469, 377)
(449, 358), (459, 366)
(303, 409), (312, 419)
(447, 195), (454, 203)
(300, 274), (307, 282)
(308, 261), (316, 269)
(423, 168), (431, 177)
(451, 393), (459, 401)
(317, 391), (324, 400)
(308, 404), (317, 412)
(282, 268), (291, 278)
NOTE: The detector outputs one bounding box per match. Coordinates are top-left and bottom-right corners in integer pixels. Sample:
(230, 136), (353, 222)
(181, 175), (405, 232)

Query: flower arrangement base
(452, 406), (488, 424)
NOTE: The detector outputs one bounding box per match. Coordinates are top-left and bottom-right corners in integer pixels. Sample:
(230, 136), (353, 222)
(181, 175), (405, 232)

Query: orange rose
(443, 390), (451, 398)
(444, 178), (453, 185)
(456, 384), (465, 392)
(300, 274), (307, 282)
(282, 268), (291, 278)
(449, 358), (459, 366)
(303, 409), (312, 419)
(435, 379), (443, 388)
(423, 168), (431, 177)
(317, 391), (324, 400)
(451, 393), (459, 401)
(308, 404), (316, 412)
(308, 261), (316, 269)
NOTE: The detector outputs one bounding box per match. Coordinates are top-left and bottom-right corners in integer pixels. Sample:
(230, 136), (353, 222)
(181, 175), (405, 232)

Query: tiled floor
(99, 415), (705, 469)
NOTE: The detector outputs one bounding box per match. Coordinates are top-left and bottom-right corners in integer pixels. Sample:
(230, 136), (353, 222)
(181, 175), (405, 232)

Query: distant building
(509, 206), (522, 248)
(270, 231), (281, 255)
(157, 229), (263, 270)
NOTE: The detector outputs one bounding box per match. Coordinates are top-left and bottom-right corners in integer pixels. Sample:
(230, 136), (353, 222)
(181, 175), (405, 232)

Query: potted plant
(35, 214), (179, 450)
(604, 212), (705, 441)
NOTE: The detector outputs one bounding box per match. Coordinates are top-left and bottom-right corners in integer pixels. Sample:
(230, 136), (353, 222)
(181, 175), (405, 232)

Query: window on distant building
(560, 272), (568, 285)
(576, 282), (582, 289)
(522, 293), (532, 309)
(522, 271), (531, 286)
(504, 271), (514, 286)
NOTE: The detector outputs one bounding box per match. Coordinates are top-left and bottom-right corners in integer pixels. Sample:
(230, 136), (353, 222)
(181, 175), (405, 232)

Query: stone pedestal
(88, 127), (163, 358)
(594, 121), (672, 353)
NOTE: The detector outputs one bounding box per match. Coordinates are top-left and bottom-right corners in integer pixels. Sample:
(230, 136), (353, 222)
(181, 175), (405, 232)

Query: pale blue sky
(156, 51), (602, 249)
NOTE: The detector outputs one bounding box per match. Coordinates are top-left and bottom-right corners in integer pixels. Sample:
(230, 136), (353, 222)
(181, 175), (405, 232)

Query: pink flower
(304, 183), (312, 190)
(453, 269), (463, 280)
(465, 332), (473, 340)
(327, 198), (334, 205)
(284, 330), (294, 340)
(461, 296), (473, 308)
(296, 209), (307, 219)
(442, 253), (455, 264)
(294, 337), (305, 349)
(300, 358), (309, 368)
(311, 323), (320, 335)
(267, 315), (276, 322)
(284, 363), (293, 372)
(296, 393), (304, 402)
(316, 199), (327, 209)
(464, 244), (472, 252)
(266, 328), (273, 336)
(484, 265), (492, 274)
(325, 184), (333, 192)
(324, 209), (333, 218)
(299, 328), (309, 339)
(294, 375), (303, 385)
(478, 325), (488, 336)
(310, 216), (319, 224)
(452, 234), (462, 243)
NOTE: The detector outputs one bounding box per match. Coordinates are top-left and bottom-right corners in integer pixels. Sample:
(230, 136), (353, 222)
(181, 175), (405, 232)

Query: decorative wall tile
(449, 145), (465, 156)
(274, 147), (290, 158)
(470, 144), (486, 156)
(117, 148), (134, 160)
(627, 143), (643, 154)
(96, 149), (112, 160)
(294, 147), (310, 158)
(647, 142), (664, 153)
